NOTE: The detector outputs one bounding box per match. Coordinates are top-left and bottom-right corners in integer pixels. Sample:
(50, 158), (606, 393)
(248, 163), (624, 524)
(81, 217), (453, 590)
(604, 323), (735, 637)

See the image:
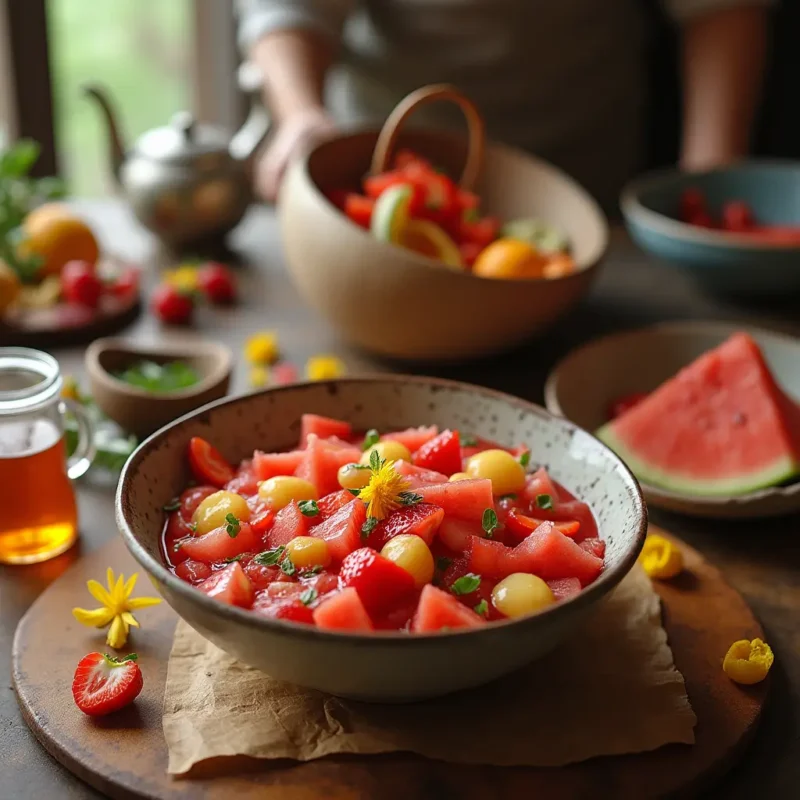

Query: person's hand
(255, 108), (337, 202)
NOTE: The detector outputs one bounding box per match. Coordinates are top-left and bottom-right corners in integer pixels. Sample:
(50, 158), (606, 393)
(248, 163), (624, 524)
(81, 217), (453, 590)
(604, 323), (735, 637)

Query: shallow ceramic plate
(545, 322), (800, 519)
(117, 376), (646, 701)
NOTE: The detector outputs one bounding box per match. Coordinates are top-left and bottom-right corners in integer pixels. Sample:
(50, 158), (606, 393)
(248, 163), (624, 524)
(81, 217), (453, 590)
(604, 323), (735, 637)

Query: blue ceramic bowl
(621, 161), (800, 296)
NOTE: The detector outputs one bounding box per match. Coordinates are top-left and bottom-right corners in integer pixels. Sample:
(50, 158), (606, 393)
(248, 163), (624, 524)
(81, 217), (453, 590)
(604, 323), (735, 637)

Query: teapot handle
(230, 61), (271, 163)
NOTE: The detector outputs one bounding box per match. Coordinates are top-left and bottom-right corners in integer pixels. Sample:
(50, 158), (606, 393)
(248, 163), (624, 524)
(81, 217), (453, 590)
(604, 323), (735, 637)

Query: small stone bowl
(544, 321), (800, 519)
(116, 376), (646, 701)
(85, 337), (232, 438)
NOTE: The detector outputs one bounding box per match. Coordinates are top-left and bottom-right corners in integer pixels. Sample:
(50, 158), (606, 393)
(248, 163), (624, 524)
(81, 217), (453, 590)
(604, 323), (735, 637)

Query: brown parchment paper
(163, 566), (696, 776)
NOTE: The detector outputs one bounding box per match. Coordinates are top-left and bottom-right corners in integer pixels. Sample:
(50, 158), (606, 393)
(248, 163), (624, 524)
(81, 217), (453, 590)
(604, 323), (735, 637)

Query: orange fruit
(472, 238), (547, 280)
(18, 203), (99, 278)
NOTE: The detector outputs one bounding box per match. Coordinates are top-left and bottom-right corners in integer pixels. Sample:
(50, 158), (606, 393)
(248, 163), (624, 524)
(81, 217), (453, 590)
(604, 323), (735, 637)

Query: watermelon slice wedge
(597, 333), (800, 496)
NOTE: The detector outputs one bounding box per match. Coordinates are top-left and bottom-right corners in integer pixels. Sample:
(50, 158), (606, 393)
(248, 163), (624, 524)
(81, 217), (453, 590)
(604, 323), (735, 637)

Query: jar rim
(0, 347), (62, 415)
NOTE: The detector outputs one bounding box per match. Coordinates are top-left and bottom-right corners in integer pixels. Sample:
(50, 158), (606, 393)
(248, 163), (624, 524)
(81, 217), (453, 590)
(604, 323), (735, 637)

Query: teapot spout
(229, 62), (270, 164)
(82, 83), (126, 183)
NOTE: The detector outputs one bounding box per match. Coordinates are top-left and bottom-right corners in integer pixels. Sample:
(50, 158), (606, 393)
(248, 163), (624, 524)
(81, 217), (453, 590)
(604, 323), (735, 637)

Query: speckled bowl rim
(544, 321), (800, 510)
(621, 160), (800, 252)
(86, 338), (233, 402)
(116, 374), (647, 646)
(296, 127), (610, 283)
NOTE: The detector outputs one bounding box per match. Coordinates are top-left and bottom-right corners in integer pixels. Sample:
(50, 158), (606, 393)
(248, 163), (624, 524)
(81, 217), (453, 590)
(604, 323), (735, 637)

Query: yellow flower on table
(723, 638), (774, 685)
(72, 567), (162, 650)
(162, 265), (199, 292)
(358, 450), (415, 521)
(306, 354), (345, 381)
(61, 375), (80, 401)
(245, 331), (280, 365)
(638, 533), (683, 579)
(249, 365), (270, 388)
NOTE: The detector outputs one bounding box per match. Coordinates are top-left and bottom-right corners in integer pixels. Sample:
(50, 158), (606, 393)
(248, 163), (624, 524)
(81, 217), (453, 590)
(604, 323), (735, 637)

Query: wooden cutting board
(12, 529), (767, 799)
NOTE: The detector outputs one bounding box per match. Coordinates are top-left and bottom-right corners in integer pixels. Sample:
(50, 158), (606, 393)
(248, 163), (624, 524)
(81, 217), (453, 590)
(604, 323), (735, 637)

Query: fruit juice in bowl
(0, 348), (94, 564)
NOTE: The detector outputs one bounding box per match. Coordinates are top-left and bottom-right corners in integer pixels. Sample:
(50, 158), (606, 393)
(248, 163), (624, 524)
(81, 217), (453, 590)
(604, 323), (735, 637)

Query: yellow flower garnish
(358, 450), (414, 520)
(723, 638), (774, 685)
(72, 568), (162, 649)
(245, 331), (280, 365)
(62, 375), (80, 401)
(638, 534), (683, 579)
(162, 265), (199, 292)
(249, 365), (270, 388)
(306, 354), (345, 381)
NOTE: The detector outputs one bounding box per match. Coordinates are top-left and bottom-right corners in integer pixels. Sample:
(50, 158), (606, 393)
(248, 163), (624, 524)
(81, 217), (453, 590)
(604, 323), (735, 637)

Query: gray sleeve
(664, 0), (773, 22)
(235, 0), (355, 52)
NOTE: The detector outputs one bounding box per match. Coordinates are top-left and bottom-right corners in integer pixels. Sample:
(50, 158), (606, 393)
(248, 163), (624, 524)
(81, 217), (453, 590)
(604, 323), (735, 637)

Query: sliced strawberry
(266, 502), (311, 547)
(412, 429), (462, 475)
(175, 559), (212, 585)
(225, 469), (260, 497)
(179, 485), (217, 519)
(72, 652), (143, 717)
(339, 547), (416, 617)
(311, 498), (366, 563)
(197, 562), (254, 607)
(313, 587), (374, 631)
(178, 522), (259, 564)
(242, 559), (284, 590)
(188, 437), (234, 487)
(505, 508), (580, 541)
(366, 503), (444, 550)
(246, 497), (275, 540)
(411, 584), (485, 632)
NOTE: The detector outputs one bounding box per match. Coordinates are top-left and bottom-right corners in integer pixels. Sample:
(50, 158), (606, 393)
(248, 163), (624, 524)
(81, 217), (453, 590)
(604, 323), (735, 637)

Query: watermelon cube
(339, 547), (416, 617)
(313, 587), (374, 631)
(312, 498), (366, 563)
(547, 577), (582, 601)
(466, 536), (513, 578)
(299, 414), (353, 447)
(295, 434), (362, 496)
(198, 562), (254, 608)
(512, 522), (604, 586)
(253, 595), (315, 624)
(417, 479), (494, 522)
(393, 460), (448, 487)
(381, 425), (438, 452)
(267, 502), (311, 547)
(317, 489), (355, 519)
(253, 449), (305, 481)
(366, 503), (444, 550)
(179, 522), (259, 564)
(522, 467), (561, 505)
(579, 538), (606, 559)
(412, 429), (462, 475)
(411, 584), (486, 632)
(437, 517), (482, 553)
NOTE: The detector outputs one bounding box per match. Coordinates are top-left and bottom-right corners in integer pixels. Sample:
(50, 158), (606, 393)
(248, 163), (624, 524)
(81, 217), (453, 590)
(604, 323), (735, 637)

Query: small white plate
(545, 321), (800, 519)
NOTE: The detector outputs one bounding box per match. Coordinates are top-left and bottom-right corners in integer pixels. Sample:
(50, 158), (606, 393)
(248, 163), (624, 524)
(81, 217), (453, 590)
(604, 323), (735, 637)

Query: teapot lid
(133, 111), (230, 164)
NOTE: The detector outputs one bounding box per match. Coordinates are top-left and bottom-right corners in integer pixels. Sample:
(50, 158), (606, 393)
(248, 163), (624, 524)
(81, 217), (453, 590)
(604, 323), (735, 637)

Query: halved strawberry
(366, 503), (444, 550)
(188, 437), (234, 487)
(72, 652), (143, 717)
(412, 429), (462, 475)
(311, 498), (366, 563)
(339, 547), (416, 617)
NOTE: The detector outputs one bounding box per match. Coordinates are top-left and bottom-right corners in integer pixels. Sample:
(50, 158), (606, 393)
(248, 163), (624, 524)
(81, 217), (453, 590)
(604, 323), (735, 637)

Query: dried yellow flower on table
(306, 354), (345, 381)
(245, 331), (280, 365)
(72, 567), (162, 649)
(249, 365), (270, 388)
(638, 533), (683, 579)
(723, 638), (774, 685)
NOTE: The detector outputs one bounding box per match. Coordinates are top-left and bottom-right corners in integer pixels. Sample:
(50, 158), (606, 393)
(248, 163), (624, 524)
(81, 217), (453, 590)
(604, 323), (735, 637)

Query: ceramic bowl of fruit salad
(117, 377), (646, 701)
(621, 161), (800, 297)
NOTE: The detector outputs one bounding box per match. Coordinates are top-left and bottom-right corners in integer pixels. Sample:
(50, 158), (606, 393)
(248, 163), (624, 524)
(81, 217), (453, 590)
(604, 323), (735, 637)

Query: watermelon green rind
(597, 423), (798, 496)
(370, 184), (411, 243)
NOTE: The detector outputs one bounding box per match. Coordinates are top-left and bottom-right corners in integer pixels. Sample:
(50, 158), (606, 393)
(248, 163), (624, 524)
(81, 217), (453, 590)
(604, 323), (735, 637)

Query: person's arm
(666, 2), (771, 171)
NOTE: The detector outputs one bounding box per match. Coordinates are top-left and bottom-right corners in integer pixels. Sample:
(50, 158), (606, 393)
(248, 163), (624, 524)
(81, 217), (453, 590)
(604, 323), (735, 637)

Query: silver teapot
(83, 65), (268, 248)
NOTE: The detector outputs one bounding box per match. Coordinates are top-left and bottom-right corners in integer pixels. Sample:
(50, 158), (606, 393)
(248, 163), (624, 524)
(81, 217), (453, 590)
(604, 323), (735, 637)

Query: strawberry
(412, 429), (462, 475)
(72, 652), (143, 717)
(175, 559), (212, 585)
(339, 547), (416, 617)
(365, 503), (444, 550)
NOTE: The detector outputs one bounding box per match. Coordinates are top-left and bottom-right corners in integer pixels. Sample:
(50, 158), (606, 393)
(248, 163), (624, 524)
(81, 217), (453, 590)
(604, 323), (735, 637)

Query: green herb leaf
(462, 208), (480, 223)
(105, 652), (138, 664)
(113, 359), (200, 394)
(225, 513), (240, 537)
(162, 499), (181, 512)
(348, 488), (361, 497)
(254, 545), (285, 567)
(482, 508), (499, 539)
(451, 573), (481, 596)
(398, 491), (423, 507)
(460, 433), (478, 447)
(361, 516), (379, 539)
(362, 429), (380, 451)
(188, 522), (198, 533)
(299, 588), (318, 606)
(436, 557), (452, 572)
(369, 448), (381, 472)
(298, 499), (320, 517)
(519, 451), (531, 468)
(536, 493), (554, 510)
(474, 599), (489, 617)
(223, 554), (243, 564)
(281, 557), (296, 576)
(300, 565), (323, 577)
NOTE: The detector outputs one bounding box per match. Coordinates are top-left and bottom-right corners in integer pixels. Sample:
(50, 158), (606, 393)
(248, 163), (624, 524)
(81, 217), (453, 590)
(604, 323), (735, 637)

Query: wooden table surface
(1, 200), (798, 799)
